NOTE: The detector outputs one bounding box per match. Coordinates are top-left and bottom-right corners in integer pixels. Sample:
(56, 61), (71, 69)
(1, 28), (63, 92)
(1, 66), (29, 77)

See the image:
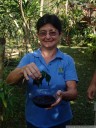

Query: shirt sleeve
(17, 53), (34, 68)
(64, 55), (78, 82)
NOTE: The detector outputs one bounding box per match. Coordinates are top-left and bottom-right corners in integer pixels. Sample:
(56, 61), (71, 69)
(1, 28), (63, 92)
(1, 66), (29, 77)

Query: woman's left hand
(46, 81), (78, 109)
(46, 90), (63, 109)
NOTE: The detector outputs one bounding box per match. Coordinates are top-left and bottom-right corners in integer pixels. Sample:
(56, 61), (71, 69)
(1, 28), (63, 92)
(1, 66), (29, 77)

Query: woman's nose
(46, 33), (51, 38)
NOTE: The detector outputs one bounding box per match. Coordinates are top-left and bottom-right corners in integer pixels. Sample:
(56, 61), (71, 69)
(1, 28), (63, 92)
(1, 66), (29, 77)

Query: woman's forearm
(61, 81), (78, 101)
(61, 89), (78, 101)
(6, 68), (24, 85)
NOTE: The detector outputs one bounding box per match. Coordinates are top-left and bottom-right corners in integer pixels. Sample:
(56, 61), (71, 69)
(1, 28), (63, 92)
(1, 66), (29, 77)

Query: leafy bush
(87, 46), (96, 61)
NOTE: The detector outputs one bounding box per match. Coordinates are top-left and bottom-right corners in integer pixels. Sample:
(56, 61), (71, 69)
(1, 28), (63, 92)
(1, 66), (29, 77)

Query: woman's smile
(38, 24), (61, 48)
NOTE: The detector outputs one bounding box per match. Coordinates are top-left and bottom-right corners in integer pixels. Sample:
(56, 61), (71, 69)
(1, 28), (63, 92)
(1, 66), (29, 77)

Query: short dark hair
(36, 14), (62, 34)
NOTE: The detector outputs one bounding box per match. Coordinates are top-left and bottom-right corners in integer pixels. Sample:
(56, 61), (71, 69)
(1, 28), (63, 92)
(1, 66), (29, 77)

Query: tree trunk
(65, 35), (71, 47)
(65, 0), (68, 15)
(18, 0), (30, 53)
(0, 38), (5, 80)
(40, 0), (44, 16)
(0, 37), (6, 127)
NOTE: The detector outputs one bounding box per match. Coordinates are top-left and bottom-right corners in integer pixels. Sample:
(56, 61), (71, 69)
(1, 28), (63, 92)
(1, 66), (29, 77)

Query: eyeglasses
(38, 31), (59, 37)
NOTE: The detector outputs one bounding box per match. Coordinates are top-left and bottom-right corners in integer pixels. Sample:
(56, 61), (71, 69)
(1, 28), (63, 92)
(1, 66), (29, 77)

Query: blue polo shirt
(17, 48), (78, 128)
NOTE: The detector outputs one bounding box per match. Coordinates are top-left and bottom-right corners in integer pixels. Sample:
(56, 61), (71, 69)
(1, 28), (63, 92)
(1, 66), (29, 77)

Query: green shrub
(87, 46), (96, 61)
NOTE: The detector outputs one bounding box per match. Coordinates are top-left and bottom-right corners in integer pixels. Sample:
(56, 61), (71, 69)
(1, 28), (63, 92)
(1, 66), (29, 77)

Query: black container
(32, 89), (56, 108)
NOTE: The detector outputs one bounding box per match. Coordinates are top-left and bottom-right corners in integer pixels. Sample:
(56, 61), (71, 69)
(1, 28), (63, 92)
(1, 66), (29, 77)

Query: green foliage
(0, 81), (7, 109)
(0, 0), (41, 51)
(0, 0), (95, 51)
(87, 34), (96, 45)
(85, 34), (96, 61)
(87, 46), (96, 61)
(0, 0), (20, 37)
(0, 80), (15, 124)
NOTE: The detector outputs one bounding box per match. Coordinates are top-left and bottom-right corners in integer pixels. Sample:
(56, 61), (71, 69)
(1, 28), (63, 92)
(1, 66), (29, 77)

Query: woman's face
(37, 24), (61, 49)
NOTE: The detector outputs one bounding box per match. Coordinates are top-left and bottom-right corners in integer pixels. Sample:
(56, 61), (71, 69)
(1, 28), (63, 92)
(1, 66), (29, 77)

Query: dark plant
(33, 71), (51, 87)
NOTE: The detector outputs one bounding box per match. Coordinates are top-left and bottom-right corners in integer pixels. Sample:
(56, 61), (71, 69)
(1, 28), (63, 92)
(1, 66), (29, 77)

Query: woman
(6, 14), (78, 128)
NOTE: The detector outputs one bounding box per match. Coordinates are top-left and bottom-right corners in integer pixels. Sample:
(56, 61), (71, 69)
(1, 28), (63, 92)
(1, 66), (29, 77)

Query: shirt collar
(55, 49), (64, 59)
(33, 48), (64, 59)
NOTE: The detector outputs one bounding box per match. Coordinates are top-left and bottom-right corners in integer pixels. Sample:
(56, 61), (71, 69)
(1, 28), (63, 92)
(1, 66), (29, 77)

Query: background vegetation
(0, 0), (96, 127)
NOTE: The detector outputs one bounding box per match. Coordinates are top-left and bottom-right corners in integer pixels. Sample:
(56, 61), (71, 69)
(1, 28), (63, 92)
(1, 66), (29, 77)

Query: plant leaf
(33, 71), (51, 87)
(45, 74), (51, 86)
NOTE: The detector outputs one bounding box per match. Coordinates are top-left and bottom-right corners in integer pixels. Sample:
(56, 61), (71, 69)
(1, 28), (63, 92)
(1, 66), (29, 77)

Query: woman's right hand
(22, 62), (42, 80)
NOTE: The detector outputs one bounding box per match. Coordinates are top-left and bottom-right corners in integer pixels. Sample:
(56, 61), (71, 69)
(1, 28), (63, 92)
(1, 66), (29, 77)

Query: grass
(3, 46), (96, 127)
